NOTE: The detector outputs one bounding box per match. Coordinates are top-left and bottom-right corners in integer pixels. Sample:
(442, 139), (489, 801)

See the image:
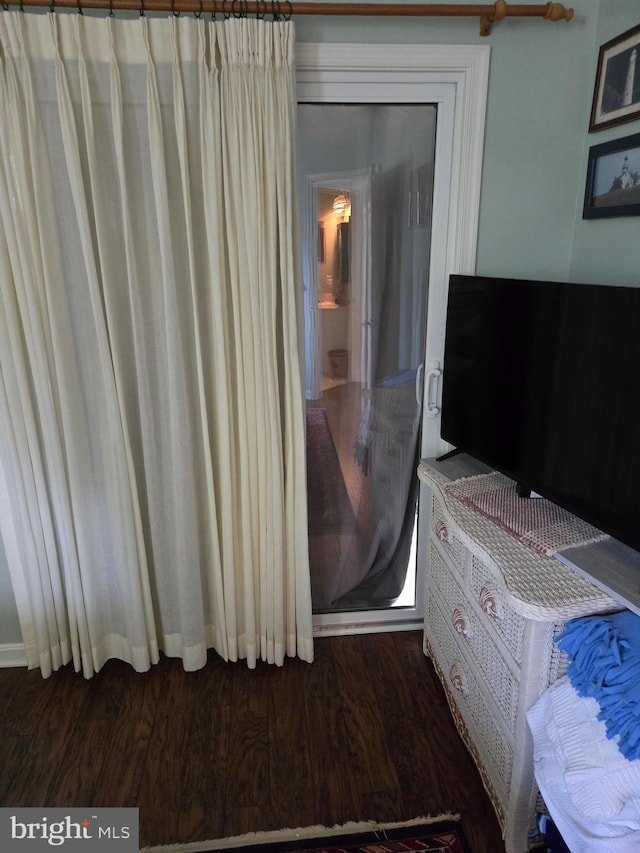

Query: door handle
(425, 360), (441, 417)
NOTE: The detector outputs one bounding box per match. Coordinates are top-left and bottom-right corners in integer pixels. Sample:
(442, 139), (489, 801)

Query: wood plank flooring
(0, 631), (506, 852)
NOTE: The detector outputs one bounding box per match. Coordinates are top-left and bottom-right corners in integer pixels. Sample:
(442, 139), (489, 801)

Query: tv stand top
(555, 539), (640, 618)
(419, 454), (633, 619)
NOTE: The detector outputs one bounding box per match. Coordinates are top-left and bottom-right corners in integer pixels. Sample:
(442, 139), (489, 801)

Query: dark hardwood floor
(0, 631), (505, 851)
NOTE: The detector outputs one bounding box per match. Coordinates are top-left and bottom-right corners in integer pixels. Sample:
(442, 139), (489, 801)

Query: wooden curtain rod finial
(494, 0), (508, 21)
(544, 1), (574, 22)
(480, 0), (573, 35)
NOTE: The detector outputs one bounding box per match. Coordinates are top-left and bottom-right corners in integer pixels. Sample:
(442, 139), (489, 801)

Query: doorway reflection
(298, 103), (437, 615)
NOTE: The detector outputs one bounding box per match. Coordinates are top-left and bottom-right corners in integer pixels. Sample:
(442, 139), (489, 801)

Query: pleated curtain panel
(0, 11), (313, 678)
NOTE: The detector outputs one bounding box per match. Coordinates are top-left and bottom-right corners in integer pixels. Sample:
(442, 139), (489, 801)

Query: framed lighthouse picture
(590, 23), (640, 132)
(583, 132), (640, 218)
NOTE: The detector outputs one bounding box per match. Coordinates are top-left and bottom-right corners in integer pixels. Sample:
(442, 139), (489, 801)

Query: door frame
(296, 42), (490, 635)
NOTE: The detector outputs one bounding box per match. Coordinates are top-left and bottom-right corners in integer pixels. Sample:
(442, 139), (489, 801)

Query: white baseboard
(313, 618), (423, 637)
(0, 643), (27, 668)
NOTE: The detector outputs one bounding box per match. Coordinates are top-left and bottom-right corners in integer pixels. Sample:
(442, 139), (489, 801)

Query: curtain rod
(0, 1), (574, 36)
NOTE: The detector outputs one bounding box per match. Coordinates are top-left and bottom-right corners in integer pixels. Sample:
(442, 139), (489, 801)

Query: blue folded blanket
(557, 610), (640, 761)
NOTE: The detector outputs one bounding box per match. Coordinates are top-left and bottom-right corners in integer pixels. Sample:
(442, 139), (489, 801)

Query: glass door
(295, 41), (489, 632)
(298, 103), (436, 623)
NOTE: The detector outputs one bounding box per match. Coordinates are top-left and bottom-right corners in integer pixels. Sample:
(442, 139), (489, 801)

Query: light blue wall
(297, 0), (639, 287)
(474, 4), (597, 279)
(1, 0), (636, 649)
(569, 0), (640, 286)
(295, 0), (601, 281)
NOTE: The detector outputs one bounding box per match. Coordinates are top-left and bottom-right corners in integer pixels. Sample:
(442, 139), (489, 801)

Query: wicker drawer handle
(479, 585), (503, 621)
(449, 662), (465, 693)
(452, 607), (470, 638)
(436, 520), (451, 543)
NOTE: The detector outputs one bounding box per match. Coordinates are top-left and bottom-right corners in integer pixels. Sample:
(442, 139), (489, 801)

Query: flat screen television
(440, 274), (640, 553)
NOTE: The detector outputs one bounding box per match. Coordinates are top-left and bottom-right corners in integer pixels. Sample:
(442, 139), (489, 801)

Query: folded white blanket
(556, 610), (640, 761)
(527, 676), (640, 851)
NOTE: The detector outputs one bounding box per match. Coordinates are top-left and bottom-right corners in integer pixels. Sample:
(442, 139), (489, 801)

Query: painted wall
(296, 0), (598, 281)
(569, 0), (640, 286)
(296, 0), (637, 287)
(474, 3), (596, 279)
(1, 0), (637, 649)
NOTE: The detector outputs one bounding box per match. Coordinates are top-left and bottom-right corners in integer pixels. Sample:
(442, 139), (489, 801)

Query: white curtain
(0, 11), (313, 678)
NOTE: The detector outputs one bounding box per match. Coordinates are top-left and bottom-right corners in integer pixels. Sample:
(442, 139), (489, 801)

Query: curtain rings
(172, 0), (180, 16)
(139, 0), (145, 16)
(255, 0), (266, 19)
(77, 0), (84, 15)
(109, 0), (114, 16)
(271, 1), (291, 22)
(194, 0), (203, 18)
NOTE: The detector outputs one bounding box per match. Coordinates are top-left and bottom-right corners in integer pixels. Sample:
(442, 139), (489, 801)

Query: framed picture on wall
(583, 131), (640, 219)
(590, 23), (640, 132)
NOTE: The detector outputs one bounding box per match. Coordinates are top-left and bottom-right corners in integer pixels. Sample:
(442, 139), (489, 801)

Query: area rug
(142, 815), (469, 852)
(306, 407), (357, 536)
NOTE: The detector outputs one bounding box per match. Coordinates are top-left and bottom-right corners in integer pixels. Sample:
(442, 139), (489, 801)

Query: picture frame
(589, 23), (640, 132)
(583, 131), (640, 219)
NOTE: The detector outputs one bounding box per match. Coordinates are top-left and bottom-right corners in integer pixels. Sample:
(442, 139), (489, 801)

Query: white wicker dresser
(418, 455), (620, 853)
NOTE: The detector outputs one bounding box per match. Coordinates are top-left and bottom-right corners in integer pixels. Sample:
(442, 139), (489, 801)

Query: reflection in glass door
(298, 104), (437, 618)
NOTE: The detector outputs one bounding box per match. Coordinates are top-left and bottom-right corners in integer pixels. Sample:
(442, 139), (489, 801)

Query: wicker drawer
(469, 553), (527, 667)
(431, 493), (466, 576)
(426, 587), (512, 807)
(429, 541), (521, 732)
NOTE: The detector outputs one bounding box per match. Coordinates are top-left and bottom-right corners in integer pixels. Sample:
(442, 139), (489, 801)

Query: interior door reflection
(298, 103), (436, 614)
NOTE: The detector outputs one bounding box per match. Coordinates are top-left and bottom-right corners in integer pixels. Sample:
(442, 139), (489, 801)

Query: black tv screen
(440, 274), (640, 553)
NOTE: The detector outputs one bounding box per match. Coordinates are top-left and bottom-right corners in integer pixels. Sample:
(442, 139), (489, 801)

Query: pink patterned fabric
(444, 473), (609, 556)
